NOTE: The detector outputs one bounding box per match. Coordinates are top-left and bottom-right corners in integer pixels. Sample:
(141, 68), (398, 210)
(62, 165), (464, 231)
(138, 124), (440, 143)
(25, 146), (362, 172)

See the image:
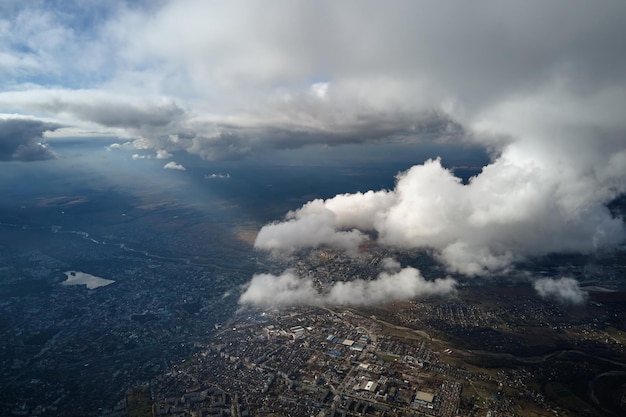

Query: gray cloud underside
(1, 1), (625, 161)
(239, 266), (456, 308)
(1, 90), (185, 130)
(0, 117), (61, 161)
(1, 89), (463, 160)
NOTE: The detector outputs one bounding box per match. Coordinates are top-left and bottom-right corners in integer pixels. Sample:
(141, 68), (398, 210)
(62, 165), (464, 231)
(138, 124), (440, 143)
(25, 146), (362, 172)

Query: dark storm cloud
(102, 108), (462, 161)
(176, 110), (463, 160)
(0, 117), (61, 161)
(2, 1), (626, 160)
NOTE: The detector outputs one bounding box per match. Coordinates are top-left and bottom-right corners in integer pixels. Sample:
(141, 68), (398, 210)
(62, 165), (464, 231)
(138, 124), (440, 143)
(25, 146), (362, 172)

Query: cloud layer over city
(239, 264), (457, 308)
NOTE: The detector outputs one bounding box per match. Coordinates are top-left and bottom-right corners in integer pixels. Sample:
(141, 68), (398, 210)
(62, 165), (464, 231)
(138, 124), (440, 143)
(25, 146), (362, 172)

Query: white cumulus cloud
(533, 277), (588, 305)
(155, 149), (172, 159)
(255, 151), (625, 275)
(239, 266), (456, 308)
(163, 161), (185, 171)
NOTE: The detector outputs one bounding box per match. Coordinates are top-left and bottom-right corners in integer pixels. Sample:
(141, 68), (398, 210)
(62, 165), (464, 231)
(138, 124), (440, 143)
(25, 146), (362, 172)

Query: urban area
(1, 223), (625, 417)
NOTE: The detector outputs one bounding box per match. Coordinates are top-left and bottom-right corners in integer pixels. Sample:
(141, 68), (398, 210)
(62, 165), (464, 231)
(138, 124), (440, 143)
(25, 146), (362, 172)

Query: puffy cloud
(163, 161), (185, 171)
(0, 116), (61, 161)
(533, 277), (588, 305)
(380, 257), (401, 273)
(256, 153), (625, 275)
(204, 173), (230, 179)
(239, 266), (456, 308)
(107, 142), (134, 151)
(155, 149), (172, 159)
(325, 267), (457, 306)
(255, 199), (370, 255)
(129, 149), (172, 160)
(239, 270), (319, 307)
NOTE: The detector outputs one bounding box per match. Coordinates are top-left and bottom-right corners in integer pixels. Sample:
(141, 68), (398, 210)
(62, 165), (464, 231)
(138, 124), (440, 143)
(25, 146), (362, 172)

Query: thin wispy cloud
(204, 173), (230, 179)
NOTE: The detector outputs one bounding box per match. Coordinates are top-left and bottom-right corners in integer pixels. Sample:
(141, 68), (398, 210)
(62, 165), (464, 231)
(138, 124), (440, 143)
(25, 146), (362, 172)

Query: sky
(1, 0), (625, 306)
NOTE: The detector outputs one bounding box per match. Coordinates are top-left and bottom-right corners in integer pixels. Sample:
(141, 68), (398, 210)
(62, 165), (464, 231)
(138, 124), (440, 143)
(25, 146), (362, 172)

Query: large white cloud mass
(533, 277), (588, 305)
(256, 148), (625, 274)
(239, 266), (456, 308)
